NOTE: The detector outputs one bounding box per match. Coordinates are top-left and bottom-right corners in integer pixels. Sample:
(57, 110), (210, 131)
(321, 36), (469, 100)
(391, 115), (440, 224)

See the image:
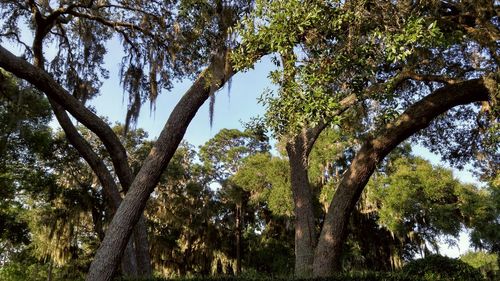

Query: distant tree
(200, 127), (269, 275)
(460, 251), (499, 280)
(366, 156), (487, 258)
(146, 142), (223, 276)
(465, 177), (500, 258)
(232, 151), (295, 274)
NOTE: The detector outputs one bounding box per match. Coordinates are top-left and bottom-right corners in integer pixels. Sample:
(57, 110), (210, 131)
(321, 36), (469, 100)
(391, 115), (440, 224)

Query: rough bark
(285, 94), (357, 278)
(285, 125), (326, 277)
(312, 78), (492, 277)
(84, 52), (234, 281)
(287, 140), (317, 277)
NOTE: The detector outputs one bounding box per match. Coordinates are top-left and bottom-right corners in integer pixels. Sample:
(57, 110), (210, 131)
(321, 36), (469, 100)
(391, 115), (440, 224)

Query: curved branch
(0, 45), (134, 191)
(312, 77), (493, 277)
(48, 98), (123, 208)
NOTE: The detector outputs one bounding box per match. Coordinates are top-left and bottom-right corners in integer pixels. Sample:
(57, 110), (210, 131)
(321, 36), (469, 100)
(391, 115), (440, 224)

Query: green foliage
(146, 142), (221, 276)
(232, 0), (467, 137)
(465, 178), (500, 254)
(119, 269), (485, 281)
(401, 254), (484, 281)
(244, 235), (294, 275)
(0, 69), (58, 265)
(0, 261), (50, 281)
(200, 128), (269, 181)
(366, 156), (480, 254)
(232, 152), (293, 217)
(460, 251), (499, 280)
(375, 17), (449, 64)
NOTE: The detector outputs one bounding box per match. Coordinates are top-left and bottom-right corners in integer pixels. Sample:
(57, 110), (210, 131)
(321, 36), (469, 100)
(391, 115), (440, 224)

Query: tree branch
(0, 44), (134, 191)
(313, 77), (493, 277)
(48, 97), (123, 209)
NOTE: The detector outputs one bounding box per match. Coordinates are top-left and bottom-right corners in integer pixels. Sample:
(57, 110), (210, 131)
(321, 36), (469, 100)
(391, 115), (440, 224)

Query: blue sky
(92, 44), (276, 148)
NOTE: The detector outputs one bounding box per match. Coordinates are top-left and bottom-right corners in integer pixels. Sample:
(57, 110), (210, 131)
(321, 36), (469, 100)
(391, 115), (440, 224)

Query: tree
(199, 127), (269, 275)
(366, 155), (489, 259)
(460, 251), (499, 280)
(0, 70), (53, 267)
(234, 0), (499, 277)
(0, 1), (260, 280)
(146, 142), (223, 276)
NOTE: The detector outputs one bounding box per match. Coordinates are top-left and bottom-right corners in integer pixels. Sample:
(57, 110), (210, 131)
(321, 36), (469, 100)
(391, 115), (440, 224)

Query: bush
(119, 271), (472, 281)
(460, 251), (499, 281)
(401, 254), (484, 281)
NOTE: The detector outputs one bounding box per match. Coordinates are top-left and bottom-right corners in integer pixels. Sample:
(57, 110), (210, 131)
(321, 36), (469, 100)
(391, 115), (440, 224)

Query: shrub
(460, 251), (499, 281)
(401, 254), (484, 281)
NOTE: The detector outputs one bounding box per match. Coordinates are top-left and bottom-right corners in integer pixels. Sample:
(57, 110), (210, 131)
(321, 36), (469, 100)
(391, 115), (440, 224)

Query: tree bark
(285, 94), (357, 278)
(84, 52), (234, 281)
(312, 78), (492, 277)
(285, 126), (326, 278)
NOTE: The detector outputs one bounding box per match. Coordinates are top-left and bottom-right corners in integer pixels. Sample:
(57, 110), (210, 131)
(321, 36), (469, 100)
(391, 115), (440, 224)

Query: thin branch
(0, 44), (135, 192)
(66, 10), (153, 37)
(0, 32), (32, 56)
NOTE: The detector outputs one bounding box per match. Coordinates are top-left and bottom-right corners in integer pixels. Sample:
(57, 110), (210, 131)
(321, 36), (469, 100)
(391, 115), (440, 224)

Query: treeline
(0, 73), (498, 280)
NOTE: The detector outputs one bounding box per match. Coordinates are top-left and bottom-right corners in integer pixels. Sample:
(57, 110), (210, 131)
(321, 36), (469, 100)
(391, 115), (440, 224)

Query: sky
(5, 27), (481, 258)
(92, 40), (277, 148)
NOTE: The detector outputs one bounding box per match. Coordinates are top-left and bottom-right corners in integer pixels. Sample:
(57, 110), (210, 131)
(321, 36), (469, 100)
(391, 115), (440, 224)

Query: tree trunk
(235, 203), (242, 276)
(312, 78), (492, 277)
(283, 93), (358, 277)
(84, 52), (234, 281)
(120, 241), (139, 277)
(286, 132), (318, 278)
(134, 216), (152, 277)
(47, 260), (53, 281)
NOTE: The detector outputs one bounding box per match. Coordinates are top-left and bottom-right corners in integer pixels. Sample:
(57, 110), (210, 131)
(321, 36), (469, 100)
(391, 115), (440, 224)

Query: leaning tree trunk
(84, 52), (234, 281)
(312, 78), (493, 277)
